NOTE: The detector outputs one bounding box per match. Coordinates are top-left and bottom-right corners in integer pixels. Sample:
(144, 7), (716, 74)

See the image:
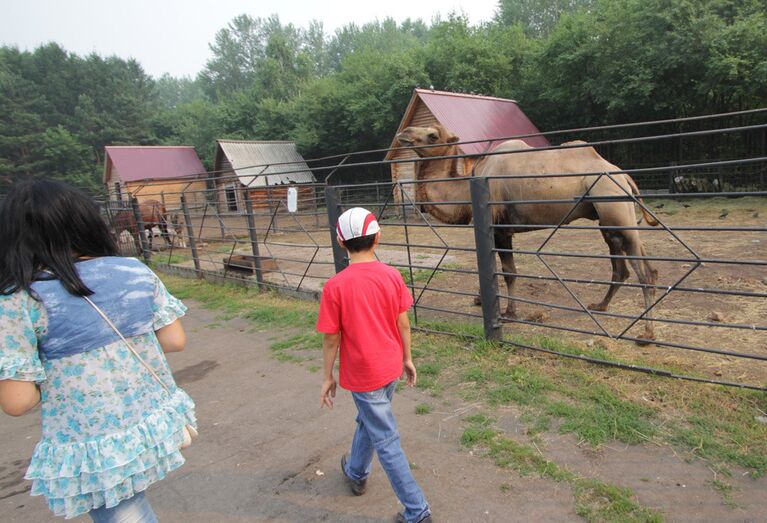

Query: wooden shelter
(213, 140), (316, 213)
(385, 89), (550, 207)
(104, 146), (207, 207)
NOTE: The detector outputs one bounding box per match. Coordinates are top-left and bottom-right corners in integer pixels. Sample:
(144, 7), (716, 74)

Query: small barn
(104, 146), (207, 207)
(213, 140), (316, 213)
(385, 89), (550, 206)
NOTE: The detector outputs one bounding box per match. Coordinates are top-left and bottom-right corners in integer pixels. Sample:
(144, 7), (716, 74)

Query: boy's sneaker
(340, 455), (367, 496)
(396, 512), (432, 523)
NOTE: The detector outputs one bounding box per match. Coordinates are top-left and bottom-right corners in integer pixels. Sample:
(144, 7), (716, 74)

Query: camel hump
(561, 140), (604, 159)
(494, 139), (531, 152)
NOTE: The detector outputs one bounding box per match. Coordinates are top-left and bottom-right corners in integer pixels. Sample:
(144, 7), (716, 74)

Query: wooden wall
(214, 172), (317, 214)
(127, 180), (208, 209)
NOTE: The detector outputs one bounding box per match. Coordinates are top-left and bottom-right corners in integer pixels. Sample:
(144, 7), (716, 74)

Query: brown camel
(111, 199), (173, 252)
(395, 124), (660, 342)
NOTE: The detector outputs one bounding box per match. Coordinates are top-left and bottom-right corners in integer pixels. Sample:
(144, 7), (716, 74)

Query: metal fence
(100, 109), (767, 391)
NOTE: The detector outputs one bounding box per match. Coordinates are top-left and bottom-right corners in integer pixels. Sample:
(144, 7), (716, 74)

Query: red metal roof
(104, 146), (206, 183)
(408, 89), (549, 154)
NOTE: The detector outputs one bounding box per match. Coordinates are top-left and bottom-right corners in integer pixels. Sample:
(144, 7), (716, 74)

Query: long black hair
(0, 179), (118, 297)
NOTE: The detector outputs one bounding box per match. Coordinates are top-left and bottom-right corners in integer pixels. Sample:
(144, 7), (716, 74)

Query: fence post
(242, 190), (264, 288)
(469, 177), (502, 341)
(180, 194), (202, 278)
(324, 185), (348, 273)
(131, 197), (151, 262)
(213, 202), (226, 240)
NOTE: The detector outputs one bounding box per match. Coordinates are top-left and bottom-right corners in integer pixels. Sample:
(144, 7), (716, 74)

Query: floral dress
(0, 257), (196, 519)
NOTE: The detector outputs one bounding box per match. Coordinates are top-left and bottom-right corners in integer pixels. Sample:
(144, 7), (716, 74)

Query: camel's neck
(415, 145), (472, 225)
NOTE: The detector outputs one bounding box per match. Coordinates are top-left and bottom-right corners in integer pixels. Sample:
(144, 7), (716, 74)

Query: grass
(415, 403), (432, 415)
(710, 479), (738, 508)
(271, 332), (323, 352)
(411, 322), (766, 476)
(397, 267), (444, 285)
(164, 274), (317, 330)
(461, 415), (664, 523)
(155, 254), (187, 265)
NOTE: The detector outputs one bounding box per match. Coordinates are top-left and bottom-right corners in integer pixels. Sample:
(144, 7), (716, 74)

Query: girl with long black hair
(0, 179), (196, 522)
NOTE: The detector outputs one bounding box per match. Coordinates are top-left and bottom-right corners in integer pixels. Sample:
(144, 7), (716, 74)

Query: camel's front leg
(494, 231), (517, 319)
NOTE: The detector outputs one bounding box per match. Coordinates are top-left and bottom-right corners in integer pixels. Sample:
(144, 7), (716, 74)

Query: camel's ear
(446, 132), (460, 143)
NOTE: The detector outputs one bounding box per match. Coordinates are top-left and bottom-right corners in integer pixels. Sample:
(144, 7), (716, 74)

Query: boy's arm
(320, 332), (341, 408)
(397, 312), (416, 387)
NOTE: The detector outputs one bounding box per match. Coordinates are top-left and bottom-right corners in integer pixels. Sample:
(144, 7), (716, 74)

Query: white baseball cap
(336, 207), (381, 241)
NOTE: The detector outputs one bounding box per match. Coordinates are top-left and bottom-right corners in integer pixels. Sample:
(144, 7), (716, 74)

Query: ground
(2, 285), (765, 522)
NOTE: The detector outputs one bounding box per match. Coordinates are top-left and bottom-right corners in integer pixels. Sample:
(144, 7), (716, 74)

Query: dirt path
(1, 301), (765, 522)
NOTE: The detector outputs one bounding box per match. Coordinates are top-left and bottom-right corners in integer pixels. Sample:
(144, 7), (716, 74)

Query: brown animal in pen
(395, 124), (660, 343)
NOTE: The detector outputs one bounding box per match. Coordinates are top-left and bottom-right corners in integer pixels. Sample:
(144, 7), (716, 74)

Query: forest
(1, 0), (765, 192)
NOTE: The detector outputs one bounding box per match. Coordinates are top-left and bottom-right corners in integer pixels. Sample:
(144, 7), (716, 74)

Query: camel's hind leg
(588, 230), (630, 312)
(624, 236), (657, 344)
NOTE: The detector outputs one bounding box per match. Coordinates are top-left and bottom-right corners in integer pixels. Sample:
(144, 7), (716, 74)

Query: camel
(395, 124), (660, 343)
(111, 199), (174, 253)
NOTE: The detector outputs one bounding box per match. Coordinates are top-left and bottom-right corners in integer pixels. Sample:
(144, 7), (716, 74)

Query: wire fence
(94, 109), (766, 391)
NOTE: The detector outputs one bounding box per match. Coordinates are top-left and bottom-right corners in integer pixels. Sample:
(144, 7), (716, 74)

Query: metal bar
(400, 182), (419, 326)
(324, 186), (347, 273)
(494, 248), (767, 266)
(533, 174), (612, 336)
(494, 270), (767, 299)
(242, 190), (265, 288)
(495, 291), (766, 331)
(130, 197), (150, 262)
(494, 337), (767, 392)
(324, 154), (350, 185)
(600, 171), (703, 338)
(499, 315), (767, 361)
(180, 194), (201, 278)
(470, 177), (502, 341)
(491, 224), (767, 233)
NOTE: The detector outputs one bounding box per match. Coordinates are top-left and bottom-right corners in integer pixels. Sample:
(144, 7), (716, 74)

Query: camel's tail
(625, 175), (659, 226)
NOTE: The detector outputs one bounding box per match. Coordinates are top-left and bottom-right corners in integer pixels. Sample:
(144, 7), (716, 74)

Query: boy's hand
(320, 377), (337, 409)
(402, 360), (417, 387)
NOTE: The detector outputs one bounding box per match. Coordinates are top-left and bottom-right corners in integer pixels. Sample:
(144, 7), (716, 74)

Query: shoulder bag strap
(82, 295), (172, 396)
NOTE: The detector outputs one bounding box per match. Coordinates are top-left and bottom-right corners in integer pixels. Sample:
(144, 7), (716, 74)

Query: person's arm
(0, 380), (40, 416)
(321, 332), (340, 408)
(155, 319), (186, 353)
(397, 312), (416, 387)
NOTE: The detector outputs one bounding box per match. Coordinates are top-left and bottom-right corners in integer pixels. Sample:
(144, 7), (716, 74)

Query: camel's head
(395, 124), (459, 158)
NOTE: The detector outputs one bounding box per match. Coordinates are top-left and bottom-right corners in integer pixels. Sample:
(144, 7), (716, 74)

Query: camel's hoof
(634, 334), (655, 347)
(587, 303), (608, 312)
(473, 296), (482, 306)
(501, 311), (518, 321)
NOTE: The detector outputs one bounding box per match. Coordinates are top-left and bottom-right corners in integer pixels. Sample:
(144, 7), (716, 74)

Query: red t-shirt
(316, 260), (413, 392)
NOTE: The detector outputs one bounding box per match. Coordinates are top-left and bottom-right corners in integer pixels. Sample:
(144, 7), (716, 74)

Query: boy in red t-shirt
(317, 207), (432, 523)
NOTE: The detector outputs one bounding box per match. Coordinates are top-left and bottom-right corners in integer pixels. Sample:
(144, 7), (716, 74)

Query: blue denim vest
(31, 257), (156, 360)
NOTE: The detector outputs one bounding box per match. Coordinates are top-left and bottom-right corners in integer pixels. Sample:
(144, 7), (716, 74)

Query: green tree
(0, 58), (47, 184)
(39, 125), (98, 190)
(425, 14), (530, 97)
(495, 0), (595, 37)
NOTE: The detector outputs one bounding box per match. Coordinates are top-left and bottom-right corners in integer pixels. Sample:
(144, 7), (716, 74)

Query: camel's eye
(428, 132), (439, 143)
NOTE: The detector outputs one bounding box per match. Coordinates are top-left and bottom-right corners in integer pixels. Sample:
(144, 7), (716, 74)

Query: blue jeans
(345, 380), (430, 523)
(89, 491), (157, 523)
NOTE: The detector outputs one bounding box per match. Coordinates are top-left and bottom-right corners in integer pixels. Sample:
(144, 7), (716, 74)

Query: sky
(2, 0), (499, 79)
